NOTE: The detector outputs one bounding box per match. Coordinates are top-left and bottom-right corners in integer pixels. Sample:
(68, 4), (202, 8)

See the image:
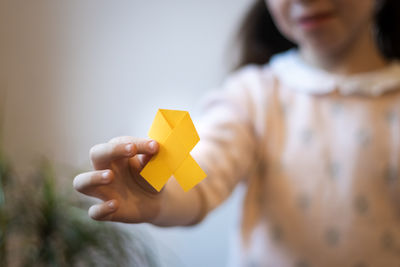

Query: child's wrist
(148, 180), (207, 227)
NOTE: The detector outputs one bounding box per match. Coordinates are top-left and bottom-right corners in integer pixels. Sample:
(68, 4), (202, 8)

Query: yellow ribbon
(140, 109), (206, 192)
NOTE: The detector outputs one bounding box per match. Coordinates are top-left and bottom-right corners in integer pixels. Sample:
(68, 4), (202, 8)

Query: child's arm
(73, 68), (263, 226)
(73, 136), (204, 226)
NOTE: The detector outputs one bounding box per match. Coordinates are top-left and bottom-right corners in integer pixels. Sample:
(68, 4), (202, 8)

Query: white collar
(269, 49), (400, 96)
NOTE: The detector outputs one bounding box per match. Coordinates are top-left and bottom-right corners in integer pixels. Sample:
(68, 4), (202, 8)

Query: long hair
(234, 0), (400, 70)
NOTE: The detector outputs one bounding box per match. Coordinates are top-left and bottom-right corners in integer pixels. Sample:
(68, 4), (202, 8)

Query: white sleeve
(192, 66), (263, 221)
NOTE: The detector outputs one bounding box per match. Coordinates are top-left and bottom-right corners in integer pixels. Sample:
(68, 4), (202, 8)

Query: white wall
(1, 1), (252, 266)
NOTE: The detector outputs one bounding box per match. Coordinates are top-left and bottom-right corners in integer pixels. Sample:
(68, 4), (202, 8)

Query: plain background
(1, 1), (253, 266)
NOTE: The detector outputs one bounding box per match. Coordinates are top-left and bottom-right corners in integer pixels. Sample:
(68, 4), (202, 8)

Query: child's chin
(300, 31), (347, 56)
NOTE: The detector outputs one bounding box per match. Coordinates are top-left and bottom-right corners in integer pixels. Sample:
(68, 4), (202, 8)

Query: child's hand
(73, 136), (162, 223)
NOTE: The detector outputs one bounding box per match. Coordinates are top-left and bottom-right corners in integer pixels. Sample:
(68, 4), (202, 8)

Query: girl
(73, 0), (400, 266)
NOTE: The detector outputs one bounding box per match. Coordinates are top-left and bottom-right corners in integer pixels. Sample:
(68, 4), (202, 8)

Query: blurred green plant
(0, 149), (9, 266)
(0, 154), (159, 267)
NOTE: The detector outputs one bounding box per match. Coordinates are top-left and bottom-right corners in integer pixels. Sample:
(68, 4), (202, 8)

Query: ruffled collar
(269, 49), (400, 96)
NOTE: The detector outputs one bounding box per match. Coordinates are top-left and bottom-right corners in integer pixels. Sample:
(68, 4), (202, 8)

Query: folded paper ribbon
(140, 109), (206, 192)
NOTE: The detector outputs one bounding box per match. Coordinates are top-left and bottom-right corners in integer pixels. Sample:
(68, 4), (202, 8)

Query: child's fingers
(90, 142), (136, 170)
(90, 139), (158, 170)
(73, 170), (114, 194)
(88, 200), (118, 221)
(137, 154), (154, 169)
(108, 136), (159, 155)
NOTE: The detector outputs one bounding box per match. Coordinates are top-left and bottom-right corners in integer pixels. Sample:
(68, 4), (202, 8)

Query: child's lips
(297, 11), (335, 30)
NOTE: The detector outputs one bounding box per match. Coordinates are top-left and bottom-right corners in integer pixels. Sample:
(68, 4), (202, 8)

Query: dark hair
(234, 0), (400, 70)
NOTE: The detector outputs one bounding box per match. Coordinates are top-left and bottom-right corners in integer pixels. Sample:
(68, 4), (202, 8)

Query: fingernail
(149, 141), (157, 152)
(102, 171), (110, 181)
(125, 143), (133, 154)
(108, 201), (116, 210)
